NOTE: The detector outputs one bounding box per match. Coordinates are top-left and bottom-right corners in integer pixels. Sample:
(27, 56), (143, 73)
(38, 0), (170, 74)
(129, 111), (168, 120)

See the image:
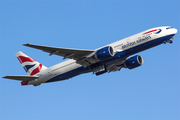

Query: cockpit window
(166, 27), (173, 29)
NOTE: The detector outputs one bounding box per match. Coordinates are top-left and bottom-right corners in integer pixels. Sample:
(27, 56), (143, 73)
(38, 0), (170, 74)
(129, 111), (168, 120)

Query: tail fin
(15, 51), (47, 76)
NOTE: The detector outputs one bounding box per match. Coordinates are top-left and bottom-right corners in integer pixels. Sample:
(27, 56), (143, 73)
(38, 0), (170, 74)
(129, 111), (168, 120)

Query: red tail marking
(21, 81), (28, 85)
(30, 64), (42, 76)
(17, 56), (36, 64)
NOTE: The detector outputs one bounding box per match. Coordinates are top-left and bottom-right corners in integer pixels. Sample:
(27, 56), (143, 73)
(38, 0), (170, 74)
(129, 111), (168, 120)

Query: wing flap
(3, 75), (39, 81)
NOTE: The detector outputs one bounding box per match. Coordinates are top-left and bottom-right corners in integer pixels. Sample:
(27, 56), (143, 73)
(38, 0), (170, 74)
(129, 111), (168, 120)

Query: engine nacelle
(95, 46), (114, 60)
(124, 55), (143, 69)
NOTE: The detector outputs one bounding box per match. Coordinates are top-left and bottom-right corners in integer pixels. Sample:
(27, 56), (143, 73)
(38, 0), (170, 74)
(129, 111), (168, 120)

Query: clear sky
(0, 0), (180, 120)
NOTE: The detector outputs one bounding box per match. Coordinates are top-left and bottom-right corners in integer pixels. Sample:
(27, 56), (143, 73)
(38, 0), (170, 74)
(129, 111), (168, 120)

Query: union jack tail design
(15, 51), (47, 76)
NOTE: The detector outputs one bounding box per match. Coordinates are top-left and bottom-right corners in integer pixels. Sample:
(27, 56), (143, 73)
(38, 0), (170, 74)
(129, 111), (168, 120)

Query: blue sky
(0, 0), (180, 120)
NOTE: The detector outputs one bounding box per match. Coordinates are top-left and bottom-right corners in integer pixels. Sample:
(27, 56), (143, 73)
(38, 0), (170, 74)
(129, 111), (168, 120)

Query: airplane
(3, 26), (178, 86)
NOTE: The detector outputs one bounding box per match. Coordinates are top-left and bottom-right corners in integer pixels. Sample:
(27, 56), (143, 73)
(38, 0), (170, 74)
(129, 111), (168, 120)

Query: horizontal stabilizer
(3, 75), (39, 81)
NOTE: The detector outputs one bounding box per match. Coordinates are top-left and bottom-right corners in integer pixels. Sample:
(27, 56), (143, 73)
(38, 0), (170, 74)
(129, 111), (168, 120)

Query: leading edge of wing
(23, 43), (95, 59)
(3, 75), (39, 81)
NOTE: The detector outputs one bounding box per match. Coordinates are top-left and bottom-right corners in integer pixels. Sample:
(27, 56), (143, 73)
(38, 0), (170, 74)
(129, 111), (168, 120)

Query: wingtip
(23, 43), (30, 46)
(2, 76), (7, 79)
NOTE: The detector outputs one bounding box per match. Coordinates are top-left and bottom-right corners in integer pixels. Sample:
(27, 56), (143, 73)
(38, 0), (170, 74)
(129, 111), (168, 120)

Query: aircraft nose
(169, 28), (178, 35)
(173, 28), (178, 34)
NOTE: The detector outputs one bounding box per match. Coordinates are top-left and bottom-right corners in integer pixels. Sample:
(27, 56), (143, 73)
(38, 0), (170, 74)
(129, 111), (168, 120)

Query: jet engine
(124, 55), (143, 69)
(95, 46), (114, 60)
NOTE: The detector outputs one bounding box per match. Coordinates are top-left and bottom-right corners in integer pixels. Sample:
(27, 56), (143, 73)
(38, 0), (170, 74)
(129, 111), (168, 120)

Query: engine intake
(124, 55), (143, 69)
(95, 46), (114, 60)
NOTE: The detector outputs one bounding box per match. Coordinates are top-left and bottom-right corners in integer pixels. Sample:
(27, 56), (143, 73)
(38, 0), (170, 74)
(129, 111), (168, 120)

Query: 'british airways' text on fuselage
(122, 36), (151, 49)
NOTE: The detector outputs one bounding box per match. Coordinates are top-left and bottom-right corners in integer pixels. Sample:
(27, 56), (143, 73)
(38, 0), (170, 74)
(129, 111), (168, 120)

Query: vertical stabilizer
(15, 51), (47, 76)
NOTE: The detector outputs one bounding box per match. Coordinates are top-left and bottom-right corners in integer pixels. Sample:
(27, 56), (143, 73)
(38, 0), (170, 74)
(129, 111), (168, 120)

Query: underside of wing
(23, 43), (95, 60)
(3, 75), (39, 81)
(106, 57), (127, 73)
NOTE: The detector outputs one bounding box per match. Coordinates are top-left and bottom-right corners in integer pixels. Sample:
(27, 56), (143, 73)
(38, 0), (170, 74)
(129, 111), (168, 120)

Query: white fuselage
(28, 26), (177, 86)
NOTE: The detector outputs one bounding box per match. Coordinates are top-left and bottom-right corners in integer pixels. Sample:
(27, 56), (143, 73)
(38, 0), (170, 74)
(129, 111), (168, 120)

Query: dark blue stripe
(155, 30), (162, 34)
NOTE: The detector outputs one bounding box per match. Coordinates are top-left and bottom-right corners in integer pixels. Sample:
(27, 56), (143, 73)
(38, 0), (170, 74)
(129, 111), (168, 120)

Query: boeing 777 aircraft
(3, 26), (178, 86)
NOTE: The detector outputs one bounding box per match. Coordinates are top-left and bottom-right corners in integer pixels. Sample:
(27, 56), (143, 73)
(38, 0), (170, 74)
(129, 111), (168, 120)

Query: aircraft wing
(3, 75), (39, 81)
(23, 43), (95, 60)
